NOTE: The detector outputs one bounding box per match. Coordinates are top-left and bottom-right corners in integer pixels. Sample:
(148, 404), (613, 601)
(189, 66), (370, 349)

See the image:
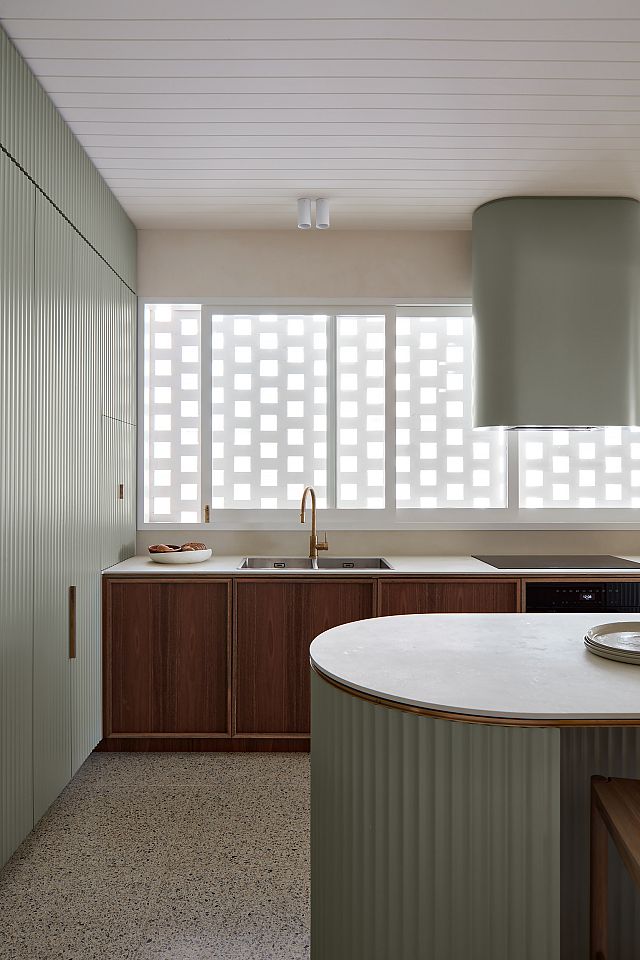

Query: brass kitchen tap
(300, 486), (329, 561)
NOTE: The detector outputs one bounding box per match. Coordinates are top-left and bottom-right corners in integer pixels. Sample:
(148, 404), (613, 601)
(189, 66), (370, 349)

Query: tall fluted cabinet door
(32, 195), (76, 820)
(32, 195), (137, 807)
(69, 238), (106, 775)
(0, 151), (35, 864)
(99, 265), (136, 571)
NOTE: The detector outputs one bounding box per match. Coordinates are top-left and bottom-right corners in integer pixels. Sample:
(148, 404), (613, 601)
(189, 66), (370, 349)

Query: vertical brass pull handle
(68, 586), (77, 660)
(204, 504), (210, 523)
(118, 483), (124, 500)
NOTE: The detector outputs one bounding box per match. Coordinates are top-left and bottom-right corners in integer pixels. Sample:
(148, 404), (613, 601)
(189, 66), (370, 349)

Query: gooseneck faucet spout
(300, 486), (329, 561)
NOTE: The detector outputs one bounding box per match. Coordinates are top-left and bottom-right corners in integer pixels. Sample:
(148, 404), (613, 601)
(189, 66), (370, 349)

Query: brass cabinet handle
(69, 585), (77, 659)
(118, 483), (124, 500)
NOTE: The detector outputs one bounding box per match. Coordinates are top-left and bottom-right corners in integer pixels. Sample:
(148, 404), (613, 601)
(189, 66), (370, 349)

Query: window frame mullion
(200, 305), (213, 522)
(506, 429), (520, 521)
(384, 308), (397, 512)
(326, 314), (338, 509)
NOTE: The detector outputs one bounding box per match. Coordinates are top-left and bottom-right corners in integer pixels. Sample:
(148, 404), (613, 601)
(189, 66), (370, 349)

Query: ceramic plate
(584, 622), (640, 665)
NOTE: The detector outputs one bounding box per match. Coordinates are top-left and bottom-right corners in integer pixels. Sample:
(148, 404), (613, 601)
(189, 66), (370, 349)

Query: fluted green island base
(311, 670), (640, 960)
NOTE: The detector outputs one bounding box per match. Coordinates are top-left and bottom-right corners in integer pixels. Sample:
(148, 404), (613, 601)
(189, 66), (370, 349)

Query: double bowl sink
(238, 556), (393, 570)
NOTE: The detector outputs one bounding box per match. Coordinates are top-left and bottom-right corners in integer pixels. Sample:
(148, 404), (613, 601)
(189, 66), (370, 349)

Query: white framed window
(140, 300), (640, 530)
(395, 310), (506, 509)
(208, 312), (329, 509)
(142, 305), (388, 524)
(336, 315), (386, 508)
(518, 427), (640, 509)
(143, 303), (203, 524)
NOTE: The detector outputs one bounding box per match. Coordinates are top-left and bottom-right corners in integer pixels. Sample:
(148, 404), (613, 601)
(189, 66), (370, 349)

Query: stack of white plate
(584, 622), (640, 665)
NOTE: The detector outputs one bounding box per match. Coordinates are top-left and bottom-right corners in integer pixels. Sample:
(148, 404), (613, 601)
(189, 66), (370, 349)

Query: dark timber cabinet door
(235, 579), (376, 736)
(104, 579), (231, 737)
(378, 579), (520, 616)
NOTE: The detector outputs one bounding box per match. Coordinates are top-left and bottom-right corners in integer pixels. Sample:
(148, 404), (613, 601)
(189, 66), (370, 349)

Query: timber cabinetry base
(102, 574), (377, 750)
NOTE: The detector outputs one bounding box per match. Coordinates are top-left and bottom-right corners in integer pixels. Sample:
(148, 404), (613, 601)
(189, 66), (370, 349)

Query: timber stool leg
(590, 776), (640, 960)
(591, 776), (609, 960)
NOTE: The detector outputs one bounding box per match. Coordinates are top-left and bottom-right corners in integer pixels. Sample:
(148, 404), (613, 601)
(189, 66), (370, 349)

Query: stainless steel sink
(317, 556), (393, 570)
(237, 557), (315, 569)
(237, 556), (392, 570)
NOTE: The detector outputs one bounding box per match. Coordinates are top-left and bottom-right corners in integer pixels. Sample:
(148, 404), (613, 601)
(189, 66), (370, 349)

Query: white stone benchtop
(105, 555), (640, 576)
(310, 612), (640, 722)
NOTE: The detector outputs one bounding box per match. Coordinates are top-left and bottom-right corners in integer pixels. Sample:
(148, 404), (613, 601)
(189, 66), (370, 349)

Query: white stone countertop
(104, 554), (640, 576)
(310, 612), (640, 721)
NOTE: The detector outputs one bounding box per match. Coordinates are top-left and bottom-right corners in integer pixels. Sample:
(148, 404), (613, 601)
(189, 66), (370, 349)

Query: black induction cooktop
(473, 555), (640, 570)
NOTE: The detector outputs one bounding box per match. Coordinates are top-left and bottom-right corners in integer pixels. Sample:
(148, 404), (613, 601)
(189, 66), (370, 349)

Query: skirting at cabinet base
(311, 670), (640, 960)
(95, 737), (309, 752)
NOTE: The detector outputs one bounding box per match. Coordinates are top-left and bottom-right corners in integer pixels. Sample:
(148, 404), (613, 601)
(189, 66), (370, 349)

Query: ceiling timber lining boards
(3, 1), (640, 229)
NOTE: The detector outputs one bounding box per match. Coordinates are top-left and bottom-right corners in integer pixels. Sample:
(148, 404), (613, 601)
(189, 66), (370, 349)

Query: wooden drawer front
(378, 579), (520, 617)
(105, 580), (231, 736)
(235, 579), (376, 736)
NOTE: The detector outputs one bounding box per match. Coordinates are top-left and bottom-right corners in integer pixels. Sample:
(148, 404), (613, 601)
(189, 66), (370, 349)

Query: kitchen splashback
(137, 528), (640, 559)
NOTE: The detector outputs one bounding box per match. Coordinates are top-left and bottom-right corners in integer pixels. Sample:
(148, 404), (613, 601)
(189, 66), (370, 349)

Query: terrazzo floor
(0, 753), (310, 959)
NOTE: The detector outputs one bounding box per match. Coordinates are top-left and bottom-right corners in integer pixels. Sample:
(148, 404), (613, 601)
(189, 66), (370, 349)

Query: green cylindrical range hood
(472, 196), (640, 428)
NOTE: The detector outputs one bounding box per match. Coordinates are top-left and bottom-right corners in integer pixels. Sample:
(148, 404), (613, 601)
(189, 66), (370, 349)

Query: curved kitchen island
(310, 613), (640, 960)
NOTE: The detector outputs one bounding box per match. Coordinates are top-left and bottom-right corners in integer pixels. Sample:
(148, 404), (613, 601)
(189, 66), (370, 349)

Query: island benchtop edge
(309, 612), (640, 726)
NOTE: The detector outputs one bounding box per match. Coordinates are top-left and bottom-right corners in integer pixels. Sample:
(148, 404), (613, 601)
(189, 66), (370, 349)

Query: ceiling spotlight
(315, 198), (330, 229)
(297, 198), (312, 229)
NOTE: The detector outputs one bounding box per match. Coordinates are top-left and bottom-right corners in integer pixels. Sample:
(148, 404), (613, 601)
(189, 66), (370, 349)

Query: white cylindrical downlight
(315, 197), (330, 229)
(297, 198), (312, 229)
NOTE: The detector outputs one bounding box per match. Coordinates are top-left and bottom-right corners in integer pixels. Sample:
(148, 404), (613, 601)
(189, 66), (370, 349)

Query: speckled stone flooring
(0, 754), (310, 959)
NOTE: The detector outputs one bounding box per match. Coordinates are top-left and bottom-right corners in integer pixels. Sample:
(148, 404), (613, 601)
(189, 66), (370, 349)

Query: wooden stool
(590, 776), (640, 960)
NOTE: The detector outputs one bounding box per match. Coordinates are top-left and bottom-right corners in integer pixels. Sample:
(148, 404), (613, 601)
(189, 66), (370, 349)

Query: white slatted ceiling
(4, 2), (640, 229)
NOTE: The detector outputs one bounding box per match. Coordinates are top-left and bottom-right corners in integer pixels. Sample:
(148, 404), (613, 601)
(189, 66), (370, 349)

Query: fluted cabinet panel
(30, 195), (138, 815)
(560, 727), (640, 960)
(0, 26), (136, 289)
(101, 417), (136, 572)
(69, 236), (103, 774)
(101, 279), (137, 425)
(311, 671), (561, 960)
(0, 151), (35, 865)
(31, 193), (137, 810)
(1, 29), (136, 863)
(32, 196), (76, 820)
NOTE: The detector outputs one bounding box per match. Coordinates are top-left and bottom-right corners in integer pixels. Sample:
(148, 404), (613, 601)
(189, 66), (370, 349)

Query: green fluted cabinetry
(0, 150), (35, 866)
(0, 22), (137, 866)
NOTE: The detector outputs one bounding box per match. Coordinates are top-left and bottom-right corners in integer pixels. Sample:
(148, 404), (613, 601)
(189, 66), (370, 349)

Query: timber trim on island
(311, 663), (640, 728)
